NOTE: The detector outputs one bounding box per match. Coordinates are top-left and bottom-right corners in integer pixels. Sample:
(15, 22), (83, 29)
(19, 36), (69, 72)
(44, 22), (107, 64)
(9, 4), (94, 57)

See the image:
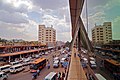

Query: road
(81, 51), (115, 80)
(94, 52), (115, 80)
(8, 50), (66, 80)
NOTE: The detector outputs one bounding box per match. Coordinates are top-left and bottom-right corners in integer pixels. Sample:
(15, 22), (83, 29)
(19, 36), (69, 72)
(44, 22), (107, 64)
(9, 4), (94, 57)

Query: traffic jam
(0, 47), (71, 80)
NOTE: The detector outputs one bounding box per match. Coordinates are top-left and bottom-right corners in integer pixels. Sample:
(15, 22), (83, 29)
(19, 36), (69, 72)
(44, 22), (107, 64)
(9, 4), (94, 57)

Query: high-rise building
(38, 25), (56, 46)
(92, 22), (112, 44)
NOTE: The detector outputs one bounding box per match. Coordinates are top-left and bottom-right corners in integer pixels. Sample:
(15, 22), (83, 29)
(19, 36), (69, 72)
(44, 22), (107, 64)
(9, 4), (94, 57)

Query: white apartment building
(38, 25), (56, 46)
(92, 22), (112, 44)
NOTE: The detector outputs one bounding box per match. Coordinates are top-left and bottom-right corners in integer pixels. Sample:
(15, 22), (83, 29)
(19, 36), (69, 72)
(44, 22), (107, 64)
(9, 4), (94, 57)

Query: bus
(30, 58), (46, 73)
(104, 59), (120, 79)
(0, 65), (11, 73)
(10, 64), (24, 73)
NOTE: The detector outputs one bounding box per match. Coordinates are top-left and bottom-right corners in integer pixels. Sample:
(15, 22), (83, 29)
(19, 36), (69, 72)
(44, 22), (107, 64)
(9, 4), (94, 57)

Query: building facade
(92, 22), (112, 44)
(38, 25), (56, 46)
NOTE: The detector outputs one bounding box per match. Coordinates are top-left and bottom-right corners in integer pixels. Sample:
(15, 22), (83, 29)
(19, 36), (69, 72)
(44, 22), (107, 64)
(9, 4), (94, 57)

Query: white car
(90, 61), (97, 68)
(45, 52), (48, 55)
(53, 57), (59, 62)
(53, 60), (59, 68)
(83, 58), (88, 63)
(0, 72), (8, 80)
(10, 64), (24, 73)
(44, 72), (57, 80)
(60, 58), (66, 64)
(90, 57), (96, 61)
(35, 55), (39, 58)
(95, 73), (106, 80)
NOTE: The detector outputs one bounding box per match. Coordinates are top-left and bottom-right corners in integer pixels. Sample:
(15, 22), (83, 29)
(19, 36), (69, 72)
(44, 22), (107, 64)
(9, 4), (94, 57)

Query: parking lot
(0, 48), (70, 80)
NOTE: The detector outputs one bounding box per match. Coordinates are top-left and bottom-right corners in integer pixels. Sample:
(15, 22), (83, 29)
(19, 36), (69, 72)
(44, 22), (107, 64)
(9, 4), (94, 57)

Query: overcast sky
(0, 0), (120, 42)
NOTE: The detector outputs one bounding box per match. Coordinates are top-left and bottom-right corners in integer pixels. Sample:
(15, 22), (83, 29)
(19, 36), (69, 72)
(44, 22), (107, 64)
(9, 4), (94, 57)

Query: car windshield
(10, 67), (14, 69)
(30, 64), (37, 70)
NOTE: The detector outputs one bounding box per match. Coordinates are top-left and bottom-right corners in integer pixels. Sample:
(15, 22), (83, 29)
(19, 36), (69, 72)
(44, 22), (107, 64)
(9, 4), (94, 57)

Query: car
(0, 72), (8, 80)
(95, 73), (106, 80)
(53, 60), (59, 68)
(0, 65), (11, 73)
(60, 58), (66, 64)
(53, 57), (59, 62)
(10, 61), (22, 65)
(35, 55), (39, 58)
(45, 52), (48, 55)
(10, 64), (25, 73)
(101, 52), (105, 56)
(64, 54), (69, 59)
(23, 58), (31, 66)
(41, 52), (45, 55)
(83, 58), (88, 64)
(44, 72), (57, 80)
(90, 57), (96, 61)
(90, 61), (97, 68)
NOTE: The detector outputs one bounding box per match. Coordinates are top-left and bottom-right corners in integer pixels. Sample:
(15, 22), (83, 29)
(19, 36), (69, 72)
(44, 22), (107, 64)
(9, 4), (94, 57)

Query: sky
(0, 0), (120, 42)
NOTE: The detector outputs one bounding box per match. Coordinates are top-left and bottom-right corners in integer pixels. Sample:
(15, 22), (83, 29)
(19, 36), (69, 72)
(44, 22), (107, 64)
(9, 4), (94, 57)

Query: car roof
(54, 60), (59, 63)
(61, 58), (66, 60)
(95, 73), (106, 80)
(83, 58), (87, 60)
(11, 64), (23, 67)
(90, 61), (96, 64)
(0, 64), (11, 68)
(45, 72), (56, 79)
(0, 72), (4, 74)
(54, 57), (59, 59)
(90, 57), (95, 59)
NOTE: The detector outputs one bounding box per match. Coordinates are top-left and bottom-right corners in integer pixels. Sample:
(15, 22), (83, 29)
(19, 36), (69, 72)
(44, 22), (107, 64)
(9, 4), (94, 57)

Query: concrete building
(92, 22), (112, 44)
(38, 25), (56, 46)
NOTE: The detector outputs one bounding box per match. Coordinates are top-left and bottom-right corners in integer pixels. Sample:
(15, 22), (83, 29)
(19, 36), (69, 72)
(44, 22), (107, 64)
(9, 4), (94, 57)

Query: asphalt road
(8, 50), (66, 80)
(94, 52), (115, 80)
(81, 51), (115, 80)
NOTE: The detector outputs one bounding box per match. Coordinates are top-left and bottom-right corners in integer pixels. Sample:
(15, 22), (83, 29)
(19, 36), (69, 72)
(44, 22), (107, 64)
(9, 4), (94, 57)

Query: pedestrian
(64, 67), (67, 73)
(47, 62), (50, 69)
(37, 69), (40, 76)
(57, 72), (61, 80)
(74, 53), (76, 57)
(61, 72), (65, 80)
(32, 72), (37, 80)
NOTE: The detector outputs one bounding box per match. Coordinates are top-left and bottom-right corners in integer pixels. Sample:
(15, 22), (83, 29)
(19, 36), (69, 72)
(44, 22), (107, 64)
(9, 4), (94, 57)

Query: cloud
(0, 0), (33, 13)
(81, 0), (120, 40)
(112, 16), (120, 40)
(0, 10), (29, 24)
(0, 0), (71, 41)
(82, 10), (106, 40)
(57, 32), (71, 42)
(31, 0), (67, 10)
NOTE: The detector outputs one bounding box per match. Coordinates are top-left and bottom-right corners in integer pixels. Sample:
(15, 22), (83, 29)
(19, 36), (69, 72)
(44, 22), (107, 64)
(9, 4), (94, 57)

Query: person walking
(61, 72), (65, 80)
(47, 62), (50, 69)
(57, 72), (61, 80)
(37, 69), (40, 76)
(74, 53), (76, 57)
(32, 72), (37, 80)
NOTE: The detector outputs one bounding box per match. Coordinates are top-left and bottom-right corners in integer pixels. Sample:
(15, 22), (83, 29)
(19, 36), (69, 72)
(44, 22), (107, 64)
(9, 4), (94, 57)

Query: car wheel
(3, 78), (7, 80)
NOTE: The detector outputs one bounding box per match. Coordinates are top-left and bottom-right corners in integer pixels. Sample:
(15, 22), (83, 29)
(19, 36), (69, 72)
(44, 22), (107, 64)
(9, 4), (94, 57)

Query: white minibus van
(0, 65), (11, 73)
(10, 64), (24, 73)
